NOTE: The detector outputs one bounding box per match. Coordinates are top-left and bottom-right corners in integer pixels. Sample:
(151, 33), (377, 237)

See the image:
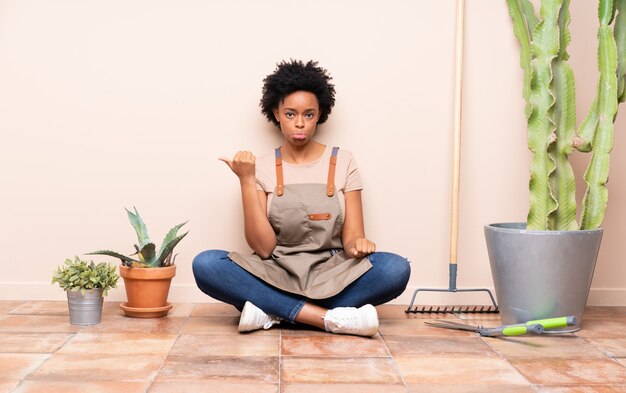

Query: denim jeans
(192, 250), (411, 322)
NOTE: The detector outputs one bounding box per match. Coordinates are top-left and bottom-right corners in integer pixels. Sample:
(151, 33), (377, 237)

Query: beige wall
(1, 0), (624, 305)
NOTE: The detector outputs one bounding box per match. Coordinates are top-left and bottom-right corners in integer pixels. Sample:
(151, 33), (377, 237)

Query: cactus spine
(507, 0), (626, 230)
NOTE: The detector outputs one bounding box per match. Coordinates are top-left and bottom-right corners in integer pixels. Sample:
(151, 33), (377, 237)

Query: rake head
(405, 286), (500, 314)
(406, 304), (499, 314)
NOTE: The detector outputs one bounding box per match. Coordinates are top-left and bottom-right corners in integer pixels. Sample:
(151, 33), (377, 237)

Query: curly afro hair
(260, 60), (336, 126)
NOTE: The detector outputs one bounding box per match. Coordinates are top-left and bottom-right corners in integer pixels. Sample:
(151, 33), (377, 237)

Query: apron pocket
(271, 206), (314, 246)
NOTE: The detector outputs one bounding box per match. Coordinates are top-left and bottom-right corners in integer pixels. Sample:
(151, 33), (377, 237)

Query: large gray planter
(66, 288), (104, 326)
(484, 223), (602, 332)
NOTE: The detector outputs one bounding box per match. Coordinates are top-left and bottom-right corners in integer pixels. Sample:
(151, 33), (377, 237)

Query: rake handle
(450, 0), (465, 266)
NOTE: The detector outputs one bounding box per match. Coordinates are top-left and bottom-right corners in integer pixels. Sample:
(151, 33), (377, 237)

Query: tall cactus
(507, 0), (626, 230)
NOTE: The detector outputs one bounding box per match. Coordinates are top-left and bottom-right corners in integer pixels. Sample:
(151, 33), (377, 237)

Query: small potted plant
(52, 256), (119, 326)
(88, 207), (188, 318)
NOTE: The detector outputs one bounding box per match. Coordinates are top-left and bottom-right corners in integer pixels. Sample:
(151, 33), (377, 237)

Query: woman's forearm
(342, 190), (376, 257)
(239, 177), (276, 258)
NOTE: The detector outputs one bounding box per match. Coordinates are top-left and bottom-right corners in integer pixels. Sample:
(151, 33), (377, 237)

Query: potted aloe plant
(52, 256), (119, 325)
(485, 0), (626, 331)
(88, 207), (188, 318)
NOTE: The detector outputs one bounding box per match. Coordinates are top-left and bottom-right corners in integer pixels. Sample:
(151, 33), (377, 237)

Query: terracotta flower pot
(119, 265), (176, 318)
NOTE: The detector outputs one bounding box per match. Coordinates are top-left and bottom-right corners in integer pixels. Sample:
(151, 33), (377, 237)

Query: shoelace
(330, 314), (358, 331)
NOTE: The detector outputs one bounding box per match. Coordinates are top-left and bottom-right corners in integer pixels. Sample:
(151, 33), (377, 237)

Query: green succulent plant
(507, 0), (626, 230)
(52, 256), (119, 295)
(87, 207), (189, 268)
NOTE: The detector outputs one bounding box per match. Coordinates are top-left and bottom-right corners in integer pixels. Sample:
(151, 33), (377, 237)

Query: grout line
(379, 332), (411, 392)
(143, 323), (182, 392)
(479, 336), (533, 382)
(577, 333), (624, 361)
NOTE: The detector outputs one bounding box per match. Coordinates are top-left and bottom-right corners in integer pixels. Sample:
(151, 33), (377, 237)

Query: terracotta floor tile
(0, 333), (72, 353)
(164, 303), (195, 318)
(0, 353), (50, 379)
(190, 303), (241, 317)
(281, 334), (389, 357)
(180, 316), (238, 334)
(450, 318), (505, 327)
(282, 383), (408, 393)
(384, 335), (498, 357)
(408, 384), (536, 393)
(377, 304), (459, 320)
(170, 334), (279, 356)
(379, 318), (475, 337)
(101, 302), (194, 318)
(394, 356), (529, 385)
(0, 381), (19, 393)
(0, 301), (24, 315)
(26, 353), (165, 382)
(281, 357), (402, 384)
(101, 302), (125, 316)
(509, 358), (626, 385)
(182, 316), (278, 335)
(484, 335), (606, 359)
(155, 355), (278, 382)
(279, 324), (330, 336)
(536, 386), (626, 392)
(576, 319), (626, 338)
(57, 333), (177, 355)
(80, 314), (186, 334)
(9, 301), (69, 316)
(13, 381), (150, 393)
(0, 315), (80, 333)
(149, 381), (278, 393)
(586, 338), (626, 358)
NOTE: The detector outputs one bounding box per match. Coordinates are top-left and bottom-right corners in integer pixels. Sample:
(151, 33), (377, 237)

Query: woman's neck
(281, 142), (326, 164)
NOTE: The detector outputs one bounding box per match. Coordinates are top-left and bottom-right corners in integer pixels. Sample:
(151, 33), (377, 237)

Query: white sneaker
(323, 304), (379, 337)
(238, 301), (282, 333)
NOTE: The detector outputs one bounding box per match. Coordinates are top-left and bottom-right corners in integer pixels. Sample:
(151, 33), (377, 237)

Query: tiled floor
(0, 301), (625, 392)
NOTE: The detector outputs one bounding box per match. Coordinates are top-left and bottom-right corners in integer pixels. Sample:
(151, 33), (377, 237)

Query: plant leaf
(86, 250), (138, 266)
(615, 0), (626, 102)
(577, 98), (598, 152)
(155, 231), (188, 267)
(581, 23), (618, 229)
(548, 60), (579, 230)
(544, 0), (577, 230)
(139, 243), (158, 267)
(525, 0), (562, 230)
(507, 0), (536, 119)
(156, 221), (188, 264)
(126, 207), (150, 248)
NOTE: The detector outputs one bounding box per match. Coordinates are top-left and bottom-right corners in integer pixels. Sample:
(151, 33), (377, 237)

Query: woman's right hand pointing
(219, 151), (256, 181)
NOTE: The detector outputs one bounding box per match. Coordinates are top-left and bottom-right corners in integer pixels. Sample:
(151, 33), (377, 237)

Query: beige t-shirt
(256, 145), (363, 215)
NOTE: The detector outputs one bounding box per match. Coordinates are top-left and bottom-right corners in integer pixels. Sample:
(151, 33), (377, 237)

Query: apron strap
(327, 147), (339, 197)
(275, 146), (338, 197)
(274, 147), (284, 196)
